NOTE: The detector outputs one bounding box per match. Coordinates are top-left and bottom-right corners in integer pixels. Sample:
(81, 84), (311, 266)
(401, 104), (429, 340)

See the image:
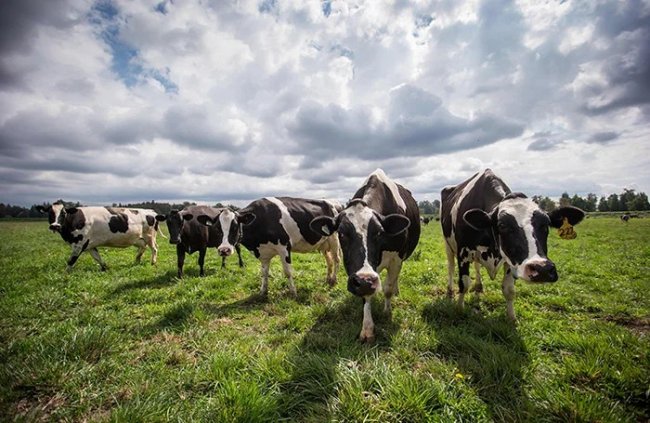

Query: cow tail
(155, 220), (167, 239)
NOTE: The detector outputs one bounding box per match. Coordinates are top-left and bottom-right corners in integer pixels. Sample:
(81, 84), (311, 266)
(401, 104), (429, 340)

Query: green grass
(1, 218), (648, 422)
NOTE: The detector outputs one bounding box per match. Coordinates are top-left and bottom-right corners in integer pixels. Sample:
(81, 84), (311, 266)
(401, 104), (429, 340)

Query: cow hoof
(446, 289), (454, 299)
(358, 333), (375, 344)
(326, 277), (337, 287)
(471, 285), (484, 293)
(100, 266), (107, 272)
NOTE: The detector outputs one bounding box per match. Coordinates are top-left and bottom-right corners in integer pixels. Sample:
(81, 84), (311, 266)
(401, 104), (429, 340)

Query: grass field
(1, 218), (649, 422)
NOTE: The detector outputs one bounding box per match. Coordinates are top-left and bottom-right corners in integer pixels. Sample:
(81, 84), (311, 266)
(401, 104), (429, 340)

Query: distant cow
(621, 214), (630, 222)
(441, 169), (585, 321)
(197, 197), (341, 296)
(155, 205), (243, 278)
(422, 216), (431, 225)
(310, 169), (420, 342)
(37, 203), (159, 271)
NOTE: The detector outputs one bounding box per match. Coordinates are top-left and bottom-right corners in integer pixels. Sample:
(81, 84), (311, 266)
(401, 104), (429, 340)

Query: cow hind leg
(502, 264), (517, 322)
(134, 238), (147, 264)
(259, 258), (271, 297)
(280, 248), (297, 297)
(89, 248), (107, 271)
(445, 242), (455, 299)
(198, 248), (207, 277)
(147, 234), (158, 265)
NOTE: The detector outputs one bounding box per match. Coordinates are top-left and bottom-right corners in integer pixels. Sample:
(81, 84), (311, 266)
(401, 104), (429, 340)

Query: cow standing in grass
(440, 169), (585, 321)
(155, 205), (244, 278)
(197, 198), (341, 296)
(310, 169), (420, 342)
(37, 203), (160, 271)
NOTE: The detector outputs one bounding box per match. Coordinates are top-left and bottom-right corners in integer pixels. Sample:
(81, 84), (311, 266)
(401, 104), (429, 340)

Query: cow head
(463, 193), (584, 283)
(196, 209), (255, 255)
(36, 203), (68, 233)
(310, 200), (410, 297)
(155, 210), (193, 244)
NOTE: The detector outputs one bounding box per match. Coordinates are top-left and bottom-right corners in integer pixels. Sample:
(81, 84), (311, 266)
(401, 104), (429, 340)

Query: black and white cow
(197, 197), (341, 296)
(155, 205), (243, 278)
(440, 169), (585, 321)
(37, 203), (160, 271)
(310, 169), (420, 342)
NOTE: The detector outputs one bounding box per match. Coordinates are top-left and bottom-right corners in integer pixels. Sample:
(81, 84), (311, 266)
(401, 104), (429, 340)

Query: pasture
(1, 218), (648, 422)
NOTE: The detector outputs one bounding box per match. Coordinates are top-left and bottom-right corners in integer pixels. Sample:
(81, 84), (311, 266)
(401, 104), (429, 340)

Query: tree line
(0, 200), (239, 219)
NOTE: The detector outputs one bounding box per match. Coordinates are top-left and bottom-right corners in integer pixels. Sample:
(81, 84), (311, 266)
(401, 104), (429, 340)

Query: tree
(607, 194), (621, 212)
(597, 196), (609, 212)
(631, 192), (650, 211)
(533, 195), (556, 211)
(585, 193), (598, 212)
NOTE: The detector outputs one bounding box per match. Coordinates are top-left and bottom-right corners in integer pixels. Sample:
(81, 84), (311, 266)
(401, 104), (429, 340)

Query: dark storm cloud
(288, 84), (524, 160)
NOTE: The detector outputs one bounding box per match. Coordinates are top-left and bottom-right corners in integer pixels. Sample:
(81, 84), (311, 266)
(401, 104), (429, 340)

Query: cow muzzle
(169, 237), (181, 245)
(218, 245), (233, 257)
(524, 260), (558, 283)
(49, 224), (61, 233)
(347, 273), (380, 297)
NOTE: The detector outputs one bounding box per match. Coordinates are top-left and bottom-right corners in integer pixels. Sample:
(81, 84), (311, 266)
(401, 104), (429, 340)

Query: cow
(621, 214), (630, 222)
(440, 169), (585, 321)
(155, 205), (244, 278)
(422, 216), (431, 225)
(196, 197), (342, 296)
(36, 203), (160, 271)
(310, 169), (421, 342)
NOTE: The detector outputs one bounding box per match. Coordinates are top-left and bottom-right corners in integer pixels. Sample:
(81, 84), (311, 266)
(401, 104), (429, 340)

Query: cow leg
(457, 251), (471, 309)
(383, 259), (402, 316)
(502, 264), (517, 322)
(198, 248), (207, 277)
(445, 242), (455, 298)
(236, 244), (244, 268)
(471, 261), (484, 294)
(359, 297), (375, 343)
(259, 258), (271, 296)
(324, 236), (340, 286)
(176, 244), (186, 278)
(280, 248), (297, 297)
(147, 234), (158, 265)
(89, 248), (107, 271)
(134, 238), (147, 264)
(65, 240), (88, 272)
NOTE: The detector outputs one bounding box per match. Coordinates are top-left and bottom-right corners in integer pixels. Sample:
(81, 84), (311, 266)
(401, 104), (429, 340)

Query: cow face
(310, 201), (410, 297)
(196, 210), (255, 254)
(156, 210), (193, 244)
(464, 195), (584, 282)
(36, 203), (66, 233)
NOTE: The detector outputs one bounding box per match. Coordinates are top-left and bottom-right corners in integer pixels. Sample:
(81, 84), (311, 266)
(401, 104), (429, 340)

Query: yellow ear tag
(558, 217), (577, 240)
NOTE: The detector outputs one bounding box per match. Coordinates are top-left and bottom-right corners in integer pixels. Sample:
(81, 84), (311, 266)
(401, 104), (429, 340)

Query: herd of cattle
(37, 169), (585, 341)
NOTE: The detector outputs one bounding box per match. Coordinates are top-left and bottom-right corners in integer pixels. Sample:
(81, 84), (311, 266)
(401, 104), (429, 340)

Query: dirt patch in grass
(13, 390), (66, 422)
(603, 315), (650, 336)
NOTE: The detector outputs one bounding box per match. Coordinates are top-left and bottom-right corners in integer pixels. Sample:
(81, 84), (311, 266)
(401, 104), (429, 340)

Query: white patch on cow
(449, 171), (482, 235)
(345, 202), (379, 279)
(476, 245), (500, 279)
(364, 169), (407, 212)
(257, 241), (287, 261)
(266, 197), (323, 253)
(218, 209), (237, 254)
(498, 197), (542, 280)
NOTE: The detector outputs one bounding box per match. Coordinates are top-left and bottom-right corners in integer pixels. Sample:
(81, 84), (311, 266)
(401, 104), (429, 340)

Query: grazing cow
(310, 169), (420, 342)
(422, 216), (431, 225)
(155, 205), (244, 278)
(36, 203), (159, 271)
(440, 169), (585, 321)
(197, 197), (342, 296)
(621, 214), (630, 222)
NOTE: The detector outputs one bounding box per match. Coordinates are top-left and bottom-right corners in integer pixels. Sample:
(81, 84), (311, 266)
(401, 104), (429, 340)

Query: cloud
(586, 131), (620, 144)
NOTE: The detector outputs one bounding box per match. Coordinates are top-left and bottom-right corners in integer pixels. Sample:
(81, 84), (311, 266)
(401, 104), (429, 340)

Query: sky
(1, 0), (649, 207)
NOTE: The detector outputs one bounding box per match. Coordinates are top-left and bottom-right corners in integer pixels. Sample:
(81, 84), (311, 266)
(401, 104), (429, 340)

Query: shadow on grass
(277, 295), (400, 420)
(141, 301), (196, 335)
(422, 298), (531, 421)
(110, 270), (178, 295)
(202, 293), (269, 318)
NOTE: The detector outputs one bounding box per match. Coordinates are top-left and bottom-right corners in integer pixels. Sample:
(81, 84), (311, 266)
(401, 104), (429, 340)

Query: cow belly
(88, 229), (144, 248)
(257, 242), (288, 260)
(291, 237), (324, 253)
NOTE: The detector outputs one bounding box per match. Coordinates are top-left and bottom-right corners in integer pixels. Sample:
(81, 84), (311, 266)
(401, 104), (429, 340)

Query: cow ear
(463, 209), (492, 231)
(238, 212), (256, 226)
(182, 213), (194, 221)
(310, 216), (337, 237)
(549, 206), (585, 228)
(66, 207), (79, 214)
(196, 215), (214, 226)
(381, 214), (410, 236)
(155, 214), (167, 222)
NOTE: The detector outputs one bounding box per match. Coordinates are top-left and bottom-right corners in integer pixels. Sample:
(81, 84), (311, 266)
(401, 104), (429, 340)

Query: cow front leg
(198, 248), (207, 277)
(445, 243), (455, 298)
(359, 297), (375, 343)
(280, 248), (297, 297)
(236, 244), (244, 268)
(176, 244), (186, 278)
(259, 258), (271, 296)
(383, 259), (402, 316)
(65, 240), (88, 272)
(89, 248), (107, 271)
(471, 261), (484, 294)
(457, 251), (471, 309)
(502, 264), (517, 322)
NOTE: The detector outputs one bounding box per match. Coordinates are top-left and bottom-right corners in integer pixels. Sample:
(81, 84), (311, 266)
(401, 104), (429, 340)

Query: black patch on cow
(108, 213), (129, 233)
(481, 251), (489, 261)
(337, 220), (367, 278)
(497, 213), (528, 265)
(531, 210), (550, 255)
(146, 215), (155, 226)
(504, 192), (527, 200)
(81, 239), (90, 252)
(284, 197), (337, 246)
(60, 209), (86, 244)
